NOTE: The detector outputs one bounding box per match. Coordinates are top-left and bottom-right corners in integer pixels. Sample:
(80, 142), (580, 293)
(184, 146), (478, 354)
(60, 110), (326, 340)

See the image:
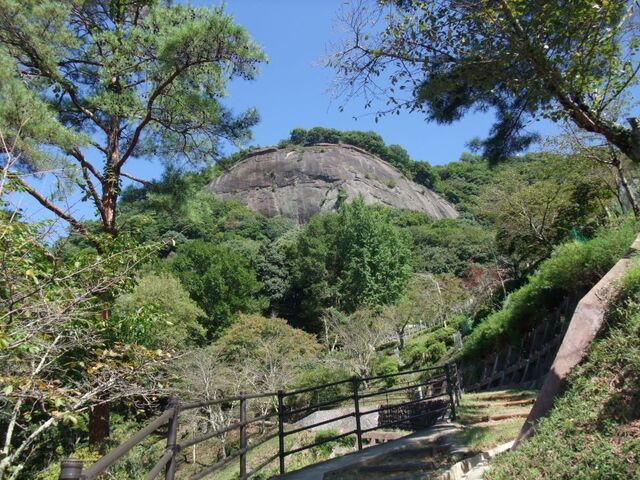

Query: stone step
(470, 391), (534, 402)
(324, 460), (439, 480)
(463, 410), (530, 425)
(474, 398), (535, 408)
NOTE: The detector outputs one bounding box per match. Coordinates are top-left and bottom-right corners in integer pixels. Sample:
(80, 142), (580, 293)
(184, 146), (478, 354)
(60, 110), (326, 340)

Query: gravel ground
(292, 407), (379, 433)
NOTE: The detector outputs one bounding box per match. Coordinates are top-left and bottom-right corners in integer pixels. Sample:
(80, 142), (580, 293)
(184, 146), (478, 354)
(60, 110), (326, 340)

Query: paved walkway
(276, 422), (461, 480)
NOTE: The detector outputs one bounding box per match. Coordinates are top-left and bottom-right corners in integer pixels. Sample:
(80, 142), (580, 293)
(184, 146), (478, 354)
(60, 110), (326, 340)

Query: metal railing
(59, 364), (460, 480)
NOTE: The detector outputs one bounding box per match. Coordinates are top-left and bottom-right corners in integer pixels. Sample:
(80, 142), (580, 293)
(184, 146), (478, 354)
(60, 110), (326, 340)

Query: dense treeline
(3, 122), (635, 477)
(3, 0), (640, 476)
(62, 129), (630, 341)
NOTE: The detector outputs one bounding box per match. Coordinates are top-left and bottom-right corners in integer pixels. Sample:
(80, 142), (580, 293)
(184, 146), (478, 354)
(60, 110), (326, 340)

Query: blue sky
(16, 0), (559, 225)
(216, 0), (556, 165)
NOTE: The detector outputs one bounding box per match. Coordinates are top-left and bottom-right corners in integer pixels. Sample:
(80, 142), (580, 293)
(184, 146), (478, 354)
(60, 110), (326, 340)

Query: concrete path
(276, 422), (461, 480)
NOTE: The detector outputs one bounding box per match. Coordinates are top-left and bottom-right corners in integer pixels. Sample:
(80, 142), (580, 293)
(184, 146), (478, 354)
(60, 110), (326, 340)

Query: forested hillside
(9, 125), (635, 477)
(2, 1), (640, 479)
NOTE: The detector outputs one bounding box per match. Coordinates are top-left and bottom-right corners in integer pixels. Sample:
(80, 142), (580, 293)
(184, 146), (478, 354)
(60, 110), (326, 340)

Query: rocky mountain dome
(206, 143), (458, 223)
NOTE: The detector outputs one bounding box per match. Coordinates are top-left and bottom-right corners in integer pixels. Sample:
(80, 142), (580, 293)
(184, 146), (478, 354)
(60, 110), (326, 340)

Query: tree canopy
(284, 197), (412, 330)
(0, 0), (265, 239)
(330, 1), (640, 162)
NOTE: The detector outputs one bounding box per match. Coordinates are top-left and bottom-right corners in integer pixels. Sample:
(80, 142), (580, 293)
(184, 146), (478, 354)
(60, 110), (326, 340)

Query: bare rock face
(206, 143), (458, 223)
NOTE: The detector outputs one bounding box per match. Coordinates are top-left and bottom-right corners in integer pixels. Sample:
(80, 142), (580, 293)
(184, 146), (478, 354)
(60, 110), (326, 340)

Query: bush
(111, 273), (206, 349)
(401, 343), (428, 366)
(461, 220), (638, 360)
(373, 355), (400, 387)
(488, 262), (640, 479)
(294, 363), (352, 407)
(311, 429), (356, 458)
(400, 338), (448, 368)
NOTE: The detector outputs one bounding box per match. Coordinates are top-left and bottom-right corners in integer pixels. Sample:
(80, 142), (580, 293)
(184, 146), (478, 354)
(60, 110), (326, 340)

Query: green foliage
(0, 213), (167, 477)
(372, 355), (400, 382)
(286, 213), (339, 329)
(111, 273), (206, 349)
(170, 240), (267, 337)
(311, 429), (355, 458)
(433, 154), (495, 212)
(489, 263), (640, 479)
(285, 197), (411, 330)
(331, 1), (640, 163)
(215, 314), (322, 365)
(0, 0), (266, 236)
(335, 197), (412, 311)
(462, 219), (638, 359)
(402, 218), (496, 274)
(293, 363), (353, 409)
(0, 48), (84, 172)
(255, 228), (299, 314)
(118, 169), (292, 247)
(195, 314), (323, 395)
(36, 415), (165, 480)
(476, 153), (613, 275)
(401, 326), (454, 368)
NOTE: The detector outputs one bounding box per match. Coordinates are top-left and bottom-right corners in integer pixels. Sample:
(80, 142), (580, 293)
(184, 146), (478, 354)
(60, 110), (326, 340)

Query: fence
(459, 297), (577, 392)
(58, 364), (460, 480)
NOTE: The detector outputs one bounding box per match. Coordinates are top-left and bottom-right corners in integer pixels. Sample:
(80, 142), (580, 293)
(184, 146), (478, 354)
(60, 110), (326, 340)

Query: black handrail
(284, 392), (354, 416)
(59, 363), (460, 480)
(281, 377), (354, 397)
(81, 408), (175, 479)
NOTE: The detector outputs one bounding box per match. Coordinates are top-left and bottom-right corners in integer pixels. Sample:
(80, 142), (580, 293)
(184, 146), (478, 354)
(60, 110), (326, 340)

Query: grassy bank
(486, 261), (640, 479)
(461, 220), (638, 360)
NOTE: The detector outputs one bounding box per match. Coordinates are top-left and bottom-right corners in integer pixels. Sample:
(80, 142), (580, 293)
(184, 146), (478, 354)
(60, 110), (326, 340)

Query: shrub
(488, 262), (640, 479)
(311, 429), (356, 458)
(401, 343), (428, 366)
(373, 355), (400, 387)
(461, 220), (638, 360)
(293, 363), (352, 406)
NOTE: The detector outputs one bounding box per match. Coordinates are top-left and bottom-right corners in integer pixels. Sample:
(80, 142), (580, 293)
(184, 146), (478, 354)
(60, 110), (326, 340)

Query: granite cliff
(206, 143), (458, 223)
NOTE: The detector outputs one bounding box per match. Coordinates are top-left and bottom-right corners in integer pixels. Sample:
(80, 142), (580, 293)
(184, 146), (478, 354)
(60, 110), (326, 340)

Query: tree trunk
(101, 120), (121, 236)
(101, 173), (119, 235)
(398, 326), (406, 349)
(88, 403), (110, 446)
(89, 126), (121, 444)
(615, 162), (639, 219)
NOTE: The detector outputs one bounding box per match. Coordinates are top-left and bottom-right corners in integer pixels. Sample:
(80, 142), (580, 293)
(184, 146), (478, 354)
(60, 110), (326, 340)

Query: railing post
(239, 393), (247, 480)
(455, 364), (462, 406)
(277, 390), (286, 475)
(445, 365), (456, 421)
(352, 378), (363, 451)
(165, 396), (179, 480)
(451, 364), (461, 406)
(58, 458), (84, 480)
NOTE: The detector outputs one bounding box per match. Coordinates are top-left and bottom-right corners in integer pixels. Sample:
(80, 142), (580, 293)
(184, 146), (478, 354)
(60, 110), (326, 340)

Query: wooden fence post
(165, 396), (179, 480)
(453, 364), (462, 406)
(277, 390), (286, 475)
(445, 365), (456, 421)
(239, 393), (247, 479)
(352, 378), (363, 451)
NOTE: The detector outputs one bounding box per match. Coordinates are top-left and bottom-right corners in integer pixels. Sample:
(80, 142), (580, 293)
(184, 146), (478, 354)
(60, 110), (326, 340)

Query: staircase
(278, 422), (464, 480)
(277, 389), (536, 480)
